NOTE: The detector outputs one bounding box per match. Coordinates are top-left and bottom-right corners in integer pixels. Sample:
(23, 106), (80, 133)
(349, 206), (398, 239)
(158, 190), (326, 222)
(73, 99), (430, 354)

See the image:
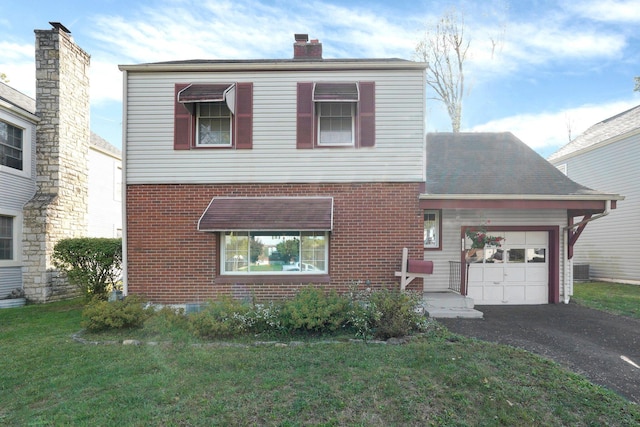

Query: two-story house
(0, 82), (38, 306)
(119, 35), (427, 304)
(120, 34), (621, 310)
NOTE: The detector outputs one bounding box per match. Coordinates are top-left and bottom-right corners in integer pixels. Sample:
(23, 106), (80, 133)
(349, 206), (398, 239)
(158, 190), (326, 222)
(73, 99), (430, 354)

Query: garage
(467, 231), (548, 305)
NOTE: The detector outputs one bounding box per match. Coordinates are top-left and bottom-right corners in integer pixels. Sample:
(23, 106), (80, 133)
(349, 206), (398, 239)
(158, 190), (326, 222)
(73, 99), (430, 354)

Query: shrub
(345, 288), (382, 342)
(369, 289), (425, 340)
(53, 238), (122, 301)
(81, 295), (153, 332)
(280, 286), (350, 333)
(242, 301), (285, 335)
(188, 297), (251, 339)
(142, 306), (190, 338)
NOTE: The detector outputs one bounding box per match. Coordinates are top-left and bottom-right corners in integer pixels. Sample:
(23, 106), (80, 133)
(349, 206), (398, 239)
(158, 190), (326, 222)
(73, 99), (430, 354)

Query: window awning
(177, 83), (236, 113)
(198, 197), (334, 231)
(313, 82), (359, 102)
(178, 84), (233, 103)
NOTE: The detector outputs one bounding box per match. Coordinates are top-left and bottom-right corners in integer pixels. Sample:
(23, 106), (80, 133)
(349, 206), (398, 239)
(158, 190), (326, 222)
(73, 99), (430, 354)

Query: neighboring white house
(549, 105), (639, 285)
(0, 82), (38, 301)
(88, 132), (122, 238)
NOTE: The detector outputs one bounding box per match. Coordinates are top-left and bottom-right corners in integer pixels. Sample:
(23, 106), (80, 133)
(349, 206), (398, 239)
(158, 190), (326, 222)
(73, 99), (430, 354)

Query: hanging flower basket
(465, 227), (504, 264)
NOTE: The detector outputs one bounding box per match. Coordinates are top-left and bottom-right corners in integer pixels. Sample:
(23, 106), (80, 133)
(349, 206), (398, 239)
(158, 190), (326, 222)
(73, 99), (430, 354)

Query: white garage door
(467, 231), (548, 305)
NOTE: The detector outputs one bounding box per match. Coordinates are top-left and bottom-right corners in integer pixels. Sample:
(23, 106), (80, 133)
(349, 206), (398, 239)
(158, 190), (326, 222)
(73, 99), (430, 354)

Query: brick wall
(126, 182), (424, 303)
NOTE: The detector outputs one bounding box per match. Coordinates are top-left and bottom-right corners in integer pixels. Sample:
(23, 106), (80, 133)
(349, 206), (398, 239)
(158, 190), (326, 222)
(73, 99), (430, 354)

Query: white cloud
(569, 0), (640, 23)
(470, 99), (640, 154)
(0, 41), (35, 97)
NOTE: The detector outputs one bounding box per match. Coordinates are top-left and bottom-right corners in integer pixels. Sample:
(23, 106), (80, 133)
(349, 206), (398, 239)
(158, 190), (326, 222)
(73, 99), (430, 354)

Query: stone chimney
(22, 22), (91, 302)
(293, 33), (323, 60)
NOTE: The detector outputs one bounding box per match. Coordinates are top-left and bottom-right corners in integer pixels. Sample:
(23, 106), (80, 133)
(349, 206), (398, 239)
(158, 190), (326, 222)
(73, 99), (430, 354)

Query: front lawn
(1, 300), (638, 426)
(573, 281), (640, 319)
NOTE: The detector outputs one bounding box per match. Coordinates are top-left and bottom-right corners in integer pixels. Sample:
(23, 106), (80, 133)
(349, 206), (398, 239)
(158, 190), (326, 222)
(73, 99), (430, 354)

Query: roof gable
(425, 132), (601, 196)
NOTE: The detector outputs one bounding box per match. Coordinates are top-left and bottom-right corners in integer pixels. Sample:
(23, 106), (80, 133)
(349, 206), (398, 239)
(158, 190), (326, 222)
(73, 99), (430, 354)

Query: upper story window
(174, 83), (253, 150)
(297, 81), (375, 149)
(0, 120), (23, 171)
(197, 102), (232, 146)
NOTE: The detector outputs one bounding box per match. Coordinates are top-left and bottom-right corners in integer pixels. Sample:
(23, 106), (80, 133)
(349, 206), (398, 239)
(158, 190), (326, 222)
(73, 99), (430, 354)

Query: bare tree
(634, 76), (639, 92)
(415, 8), (470, 133)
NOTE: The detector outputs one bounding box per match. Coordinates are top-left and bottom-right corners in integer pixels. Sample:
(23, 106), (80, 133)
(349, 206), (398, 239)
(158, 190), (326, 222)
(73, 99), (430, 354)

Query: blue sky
(1, 0), (639, 157)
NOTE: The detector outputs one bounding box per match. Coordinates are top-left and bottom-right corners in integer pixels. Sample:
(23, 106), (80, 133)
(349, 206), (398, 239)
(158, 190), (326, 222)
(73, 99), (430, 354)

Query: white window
(424, 210), (440, 249)
(0, 120), (23, 170)
(0, 216), (13, 260)
(0, 211), (21, 266)
(197, 102), (232, 146)
(318, 102), (355, 146)
(222, 231), (328, 274)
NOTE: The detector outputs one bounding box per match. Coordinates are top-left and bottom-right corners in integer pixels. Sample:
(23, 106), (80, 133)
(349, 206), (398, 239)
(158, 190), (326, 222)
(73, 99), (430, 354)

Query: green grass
(573, 281), (640, 319)
(1, 300), (639, 425)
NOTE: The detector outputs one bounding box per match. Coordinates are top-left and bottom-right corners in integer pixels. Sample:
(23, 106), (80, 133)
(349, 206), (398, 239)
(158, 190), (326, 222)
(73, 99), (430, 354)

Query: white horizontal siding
(0, 112), (36, 210)
(0, 267), (22, 297)
(125, 69), (426, 184)
(560, 134), (640, 283)
(423, 209), (567, 293)
(88, 149), (123, 238)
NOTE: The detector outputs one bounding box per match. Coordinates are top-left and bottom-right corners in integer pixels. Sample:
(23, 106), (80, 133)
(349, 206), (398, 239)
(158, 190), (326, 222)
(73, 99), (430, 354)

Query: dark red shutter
(358, 81), (375, 147)
(235, 82), (253, 149)
(174, 84), (193, 150)
(296, 82), (314, 149)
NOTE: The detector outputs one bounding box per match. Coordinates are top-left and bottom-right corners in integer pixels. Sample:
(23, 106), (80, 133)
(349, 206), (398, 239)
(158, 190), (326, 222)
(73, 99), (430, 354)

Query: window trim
(424, 209), (442, 250)
(0, 111), (32, 179)
(174, 82), (253, 150)
(220, 230), (329, 276)
(296, 81), (375, 149)
(195, 102), (233, 147)
(317, 102), (356, 147)
(0, 210), (22, 267)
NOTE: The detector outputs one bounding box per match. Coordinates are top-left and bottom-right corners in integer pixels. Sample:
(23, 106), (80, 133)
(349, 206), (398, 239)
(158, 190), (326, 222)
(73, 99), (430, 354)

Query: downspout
(121, 70), (128, 296)
(561, 200), (611, 303)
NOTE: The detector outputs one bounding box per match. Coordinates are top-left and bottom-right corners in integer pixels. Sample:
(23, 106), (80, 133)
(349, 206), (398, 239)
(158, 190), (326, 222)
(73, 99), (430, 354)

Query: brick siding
(126, 182), (424, 303)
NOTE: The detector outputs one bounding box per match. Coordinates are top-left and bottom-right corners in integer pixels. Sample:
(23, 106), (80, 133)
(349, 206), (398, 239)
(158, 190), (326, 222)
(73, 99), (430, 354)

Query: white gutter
(121, 70), (128, 297)
(561, 199), (612, 304)
(419, 193), (623, 201)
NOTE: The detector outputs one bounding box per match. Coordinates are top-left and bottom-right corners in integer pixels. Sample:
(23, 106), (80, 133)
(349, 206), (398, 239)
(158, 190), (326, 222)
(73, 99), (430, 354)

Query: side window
(0, 120), (23, 171)
(296, 81), (375, 149)
(424, 210), (441, 249)
(174, 83), (253, 150)
(0, 215), (14, 261)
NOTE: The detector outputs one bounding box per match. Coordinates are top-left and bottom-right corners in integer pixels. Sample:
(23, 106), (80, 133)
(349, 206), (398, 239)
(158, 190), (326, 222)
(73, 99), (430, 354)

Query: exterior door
(467, 231), (548, 304)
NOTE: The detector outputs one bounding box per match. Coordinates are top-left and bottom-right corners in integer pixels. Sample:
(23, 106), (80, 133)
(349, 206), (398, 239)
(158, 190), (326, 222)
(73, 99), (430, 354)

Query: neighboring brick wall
(126, 183), (424, 304)
(22, 26), (90, 302)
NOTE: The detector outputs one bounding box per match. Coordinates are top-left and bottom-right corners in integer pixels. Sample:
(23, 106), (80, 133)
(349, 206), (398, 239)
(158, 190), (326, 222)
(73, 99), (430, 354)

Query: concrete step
(426, 307), (484, 319)
(424, 292), (475, 309)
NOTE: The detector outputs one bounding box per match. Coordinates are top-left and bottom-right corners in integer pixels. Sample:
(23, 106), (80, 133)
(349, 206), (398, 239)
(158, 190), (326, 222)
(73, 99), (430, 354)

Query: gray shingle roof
(0, 82), (35, 115)
(425, 132), (602, 196)
(90, 132), (121, 159)
(548, 104), (640, 162)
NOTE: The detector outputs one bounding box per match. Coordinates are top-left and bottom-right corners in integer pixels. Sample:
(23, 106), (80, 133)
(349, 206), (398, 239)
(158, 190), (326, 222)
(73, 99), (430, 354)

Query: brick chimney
(293, 34), (322, 60)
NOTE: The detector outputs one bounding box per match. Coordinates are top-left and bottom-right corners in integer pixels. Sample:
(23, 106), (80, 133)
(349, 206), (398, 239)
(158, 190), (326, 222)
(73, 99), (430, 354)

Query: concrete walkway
(439, 303), (640, 404)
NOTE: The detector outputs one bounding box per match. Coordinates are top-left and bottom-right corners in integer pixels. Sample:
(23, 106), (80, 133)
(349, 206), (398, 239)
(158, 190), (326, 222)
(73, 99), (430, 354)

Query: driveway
(439, 303), (640, 404)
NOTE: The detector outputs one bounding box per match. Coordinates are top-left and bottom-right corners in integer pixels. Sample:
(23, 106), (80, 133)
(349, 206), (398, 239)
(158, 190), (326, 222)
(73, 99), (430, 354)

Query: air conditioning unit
(573, 263), (590, 281)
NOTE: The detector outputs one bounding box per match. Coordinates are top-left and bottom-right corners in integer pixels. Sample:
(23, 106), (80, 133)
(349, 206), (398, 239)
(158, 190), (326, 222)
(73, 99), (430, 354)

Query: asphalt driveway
(439, 303), (640, 404)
